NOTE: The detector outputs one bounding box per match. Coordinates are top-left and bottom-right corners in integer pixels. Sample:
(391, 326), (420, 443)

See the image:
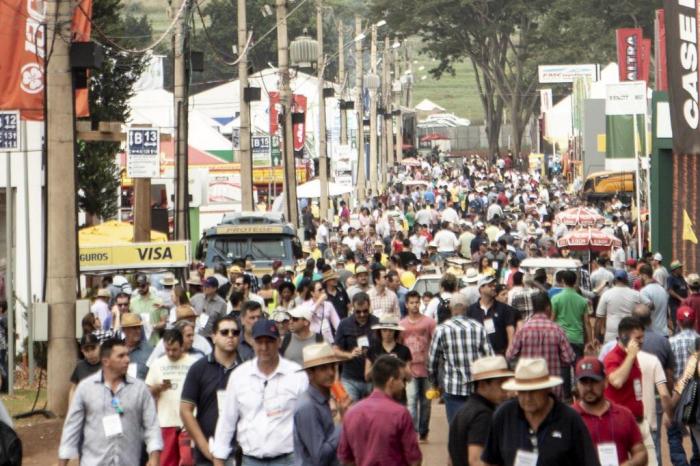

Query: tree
(76, 2), (151, 224)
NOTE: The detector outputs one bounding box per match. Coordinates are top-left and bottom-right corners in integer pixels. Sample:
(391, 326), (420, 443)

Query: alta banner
(616, 28), (643, 82)
(664, 0), (700, 154)
(0, 0), (92, 120)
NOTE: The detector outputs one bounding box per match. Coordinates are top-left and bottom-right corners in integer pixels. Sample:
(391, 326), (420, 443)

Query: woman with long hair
(301, 280), (340, 344)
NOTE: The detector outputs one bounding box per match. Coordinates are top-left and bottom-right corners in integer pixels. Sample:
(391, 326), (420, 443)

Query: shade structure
(556, 228), (622, 252)
(400, 157), (422, 167)
(79, 220), (168, 245)
(555, 207), (604, 226)
(295, 178), (354, 198)
(402, 180), (430, 187)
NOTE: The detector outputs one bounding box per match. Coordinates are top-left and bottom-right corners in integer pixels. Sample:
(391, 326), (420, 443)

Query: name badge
(633, 379), (642, 401)
(127, 363), (138, 379)
(217, 390), (226, 416)
(484, 318), (496, 334)
(514, 449), (538, 466)
(597, 443), (619, 466)
(102, 414), (123, 438)
(357, 336), (369, 348)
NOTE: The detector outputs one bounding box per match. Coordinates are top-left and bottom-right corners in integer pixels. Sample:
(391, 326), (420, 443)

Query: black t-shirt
(465, 301), (516, 354)
(327, 286), (350, 319)
(448, 394), (495, 466)
(70, 359), (101, 384)
(398, 251), (418, 268)
(180, 353), (241, 462)
(334, 315), (379, 381)
(367, 342), (413, 364)
(482, 397), (599, 466)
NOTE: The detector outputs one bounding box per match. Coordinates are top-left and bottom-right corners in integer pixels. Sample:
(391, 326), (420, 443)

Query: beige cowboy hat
(176, 305), (197, 321)
(463, 268), (479, 284)
(471, 356), (514, 382)
(501, 358), (563, 391)
(96, 288), (111, 299)
(322, 270), (339, 283)
(121, 313), (143, 328)
(371, 314), (405, 331)
(302, 342), (344, 370)
(160, 272), (178, 286)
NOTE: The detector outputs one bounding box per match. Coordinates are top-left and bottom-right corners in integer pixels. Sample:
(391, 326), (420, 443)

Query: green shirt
(551, 288), (589, 344)
(130, 291), (165, 346)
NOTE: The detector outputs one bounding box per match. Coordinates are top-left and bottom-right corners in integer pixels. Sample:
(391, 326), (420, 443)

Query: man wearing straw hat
(448, 355), (513, 466)
(481, 358), (599, 466)
(293, 343), (349, 466)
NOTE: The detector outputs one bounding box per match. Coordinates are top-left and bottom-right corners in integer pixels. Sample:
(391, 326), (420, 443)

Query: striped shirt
(670, 329), (700, 380)
(428, 315), (494, 396)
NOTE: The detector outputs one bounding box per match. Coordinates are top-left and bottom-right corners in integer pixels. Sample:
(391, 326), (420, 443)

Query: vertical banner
(539, 89), (553, 114)
(269, 91), (280, 136)
(292, 94), (307, 157)
(639, 38), (651, 83)
(605, 81), (647, 159)
(664, 0), (700, 154)
(655, 9), (668, 91)
(616, 28), (643, 82)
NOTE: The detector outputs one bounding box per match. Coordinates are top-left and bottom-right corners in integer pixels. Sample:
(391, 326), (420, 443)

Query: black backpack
(436, 295), (451, 324)
(0, 421), (21, 466)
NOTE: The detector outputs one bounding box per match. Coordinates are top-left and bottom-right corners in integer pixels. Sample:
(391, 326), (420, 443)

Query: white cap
(289, 306), (313, 321)
(653, 252), (663, 261)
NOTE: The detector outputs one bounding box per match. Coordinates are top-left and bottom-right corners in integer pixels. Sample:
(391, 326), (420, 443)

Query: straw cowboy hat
(160, 272), (178, 286)
(96, 288), (111, 299)
(302, 342), (344, 370)
(471, 356), (514, 382)
(121, 313), (143, 328)
(322, 270), (339, 283)
(371, 314), (405, 331)
(463, 268), (479, 284)
(501, 358), (563, 391)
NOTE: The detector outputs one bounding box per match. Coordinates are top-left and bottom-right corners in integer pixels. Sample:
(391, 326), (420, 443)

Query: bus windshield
(208, 236), (289, 262)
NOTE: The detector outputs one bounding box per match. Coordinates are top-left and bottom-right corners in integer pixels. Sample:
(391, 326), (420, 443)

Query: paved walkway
(420, 400), (450, 464)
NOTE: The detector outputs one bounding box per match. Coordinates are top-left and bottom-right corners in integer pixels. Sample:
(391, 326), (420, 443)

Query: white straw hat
(501, 358), (562, 391)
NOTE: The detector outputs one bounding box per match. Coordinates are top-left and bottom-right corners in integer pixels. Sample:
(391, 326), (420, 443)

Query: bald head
(632, 303), (652, 328)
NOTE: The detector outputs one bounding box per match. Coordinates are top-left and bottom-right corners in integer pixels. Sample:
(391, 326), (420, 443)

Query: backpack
(0, 421), (21, 466)
(436, 295), (451, 324)
(280, 332), (324, 355)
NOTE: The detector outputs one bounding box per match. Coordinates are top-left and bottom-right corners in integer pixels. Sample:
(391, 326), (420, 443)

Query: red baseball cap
(677, 306), (696, 325)
(626, 258), (637, 267)
(575, 357), (605, 382)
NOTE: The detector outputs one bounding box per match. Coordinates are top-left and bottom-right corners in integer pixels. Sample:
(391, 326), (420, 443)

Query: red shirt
(573, 401), (643, 464)
(603, 344), (644, 418)
(682, 292), (700, 333)
(338, 389), (422, 466)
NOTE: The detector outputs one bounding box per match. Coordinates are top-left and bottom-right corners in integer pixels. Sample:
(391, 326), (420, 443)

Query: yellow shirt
(400, 271), (416, 288)
(311, 248), (322, 260)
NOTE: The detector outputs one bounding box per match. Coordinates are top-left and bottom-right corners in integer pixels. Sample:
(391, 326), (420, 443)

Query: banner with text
(616, 28), (643, 82)
(605, 81), (647, 159)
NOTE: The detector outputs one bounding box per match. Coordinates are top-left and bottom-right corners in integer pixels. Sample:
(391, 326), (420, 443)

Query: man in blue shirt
(293, 342), (349, 466)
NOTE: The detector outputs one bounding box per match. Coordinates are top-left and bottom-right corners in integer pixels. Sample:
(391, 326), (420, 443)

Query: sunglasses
(117, 302), (129, 307)
(219, 329), (240, 337)
(354, 309), (370, 315)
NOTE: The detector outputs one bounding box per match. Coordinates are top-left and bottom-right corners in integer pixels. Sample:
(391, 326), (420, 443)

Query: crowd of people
(54, 155), (700, 466)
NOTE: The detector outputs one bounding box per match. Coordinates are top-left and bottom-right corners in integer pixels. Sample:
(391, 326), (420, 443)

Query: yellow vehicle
(583, 171), (635, 200)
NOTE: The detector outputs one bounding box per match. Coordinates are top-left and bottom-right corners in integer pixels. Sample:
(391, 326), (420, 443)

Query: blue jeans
(341, 376), (373, 402)
(668, 421), (691, 466)
(406, 377), (431, 436)
(443, 393), (468, 425)
(242, 453), (294, 466)
(651, 400), (662, 466)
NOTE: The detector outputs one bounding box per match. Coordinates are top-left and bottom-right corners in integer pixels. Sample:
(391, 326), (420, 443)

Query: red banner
(640, 38), (651, 83)
(292, 94), (306, 157)
(616, 28), (643, 82)
(269, 91), (280, 136)
(0, 0), (92, 120)
(655, 9), (668, 91)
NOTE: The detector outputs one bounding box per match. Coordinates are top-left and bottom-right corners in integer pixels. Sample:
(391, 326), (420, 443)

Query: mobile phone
(620, 335), (630, 347)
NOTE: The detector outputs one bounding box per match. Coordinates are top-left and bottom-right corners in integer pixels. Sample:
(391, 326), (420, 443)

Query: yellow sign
(79, 241), (191, 271)
(683, 210), (698, 244)
(597, 134), (606, 153)
(252, 167), (307, 184)
(215, 225), (285, 235)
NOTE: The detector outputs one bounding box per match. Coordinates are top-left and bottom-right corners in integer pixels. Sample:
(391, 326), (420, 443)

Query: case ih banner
(0, 0), (92, 120)
(664, 0), (700, 155)
(616, 28), (643, 82)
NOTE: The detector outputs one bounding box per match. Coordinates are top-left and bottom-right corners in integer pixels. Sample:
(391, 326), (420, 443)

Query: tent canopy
(296, 178), (354, 198)
(79, 220), (168, 246)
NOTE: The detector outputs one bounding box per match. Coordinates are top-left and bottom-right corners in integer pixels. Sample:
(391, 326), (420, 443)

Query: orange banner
(0, 0), (92, 120)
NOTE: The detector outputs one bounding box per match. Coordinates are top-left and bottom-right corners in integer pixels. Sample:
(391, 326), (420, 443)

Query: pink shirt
(338, 389), (422, 466)
(400, 315), (436, 378)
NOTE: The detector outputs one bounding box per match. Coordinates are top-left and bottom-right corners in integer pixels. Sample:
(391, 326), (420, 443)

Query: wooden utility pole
(338, 22), (348, 146)
(277, 0), (299, 227)
(354, 16), (365, 202)
(238, 0), (253, 210)
(133, 179), (151, 241)
(394, 40), (403, 162)
(46, 0), (78, 415)
(368, 24), (378, 195)
(174, 0), (191, 240)
(317, 1), (329, 220)
(383, 36), (393, 184)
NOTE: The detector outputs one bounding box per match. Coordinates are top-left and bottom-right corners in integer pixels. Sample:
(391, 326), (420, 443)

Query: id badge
(633, 379), (642, 401)
(597, 443), (619, 466)
(514, 449), (538, 466)
(264, 395), (287, 418)
(102, 414), (123, 438)
(484, 318), (496, 334)
(357, 336), (369, 348)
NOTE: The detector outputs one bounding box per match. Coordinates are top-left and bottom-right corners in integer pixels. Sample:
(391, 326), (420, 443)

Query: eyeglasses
(219, 329), (240, 337)
(354, 309), (370, 315)
(111, 396), (124, 415)
(117, 302), (129, 307)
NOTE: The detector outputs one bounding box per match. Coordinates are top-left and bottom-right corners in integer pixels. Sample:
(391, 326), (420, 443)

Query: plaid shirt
(507, 286), (539, 321)
(506, 314), (575, 399)
(368, 287), (400, 319)
(670, 329), (700, 380)
(428, 315), (494, 396)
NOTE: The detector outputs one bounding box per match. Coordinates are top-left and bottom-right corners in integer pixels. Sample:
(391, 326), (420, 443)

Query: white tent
(415, 99), (445, 112)
(296, 178), (354, 198)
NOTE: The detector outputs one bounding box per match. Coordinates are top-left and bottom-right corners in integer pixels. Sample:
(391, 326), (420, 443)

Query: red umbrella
(555, 207), (604, 226)
(557, 228), (622, 252)
(400, 157), (422, 167)
(420, 133), (448, 142)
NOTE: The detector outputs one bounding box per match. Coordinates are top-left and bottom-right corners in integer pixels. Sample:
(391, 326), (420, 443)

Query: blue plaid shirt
(670, 329), (700, 380)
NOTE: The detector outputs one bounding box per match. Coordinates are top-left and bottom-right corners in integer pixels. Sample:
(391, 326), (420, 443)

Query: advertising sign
(0, 111), (20, 151)
(126, 128), (161, 178)
(252, 135), (271, 167)
(616, 28), (643, 81)
(79, 241), (190, 271)
(538, 64), (600, 83)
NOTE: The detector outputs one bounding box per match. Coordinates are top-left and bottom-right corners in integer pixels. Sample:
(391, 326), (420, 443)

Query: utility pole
(368, 24), (378, 195)
(338, 22), (348, 146)
(46, 0), (78, 415)
(238, 0), (253, 211)
(277, 0), (299, 227)
(354, 15), (365, 202)
(394, 40), (403, 162)
(383, 36), (393, 184)
(174, 0), (191, 240)
(317, 1), (328, 220)
(133, 178), (151, 241)
(405, 41), (413, 108)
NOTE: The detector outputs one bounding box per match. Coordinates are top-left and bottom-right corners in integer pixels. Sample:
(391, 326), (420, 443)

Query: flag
(605, 81), (646, 159)
(0, 0), (92, 120)
(639, 38), (651, 83)
(654, 9), (668, 91)
(616, 28), (643, 82)
(683, 209), (698, 244)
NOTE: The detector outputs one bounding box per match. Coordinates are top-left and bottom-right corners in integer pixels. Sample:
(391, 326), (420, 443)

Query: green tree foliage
(76, 2), (151, 223)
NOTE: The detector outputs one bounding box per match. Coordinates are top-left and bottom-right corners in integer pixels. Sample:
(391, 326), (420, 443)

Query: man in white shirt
(315, 219), (329, 252)
(651, 252), (669, 290)
(441, 202), (460, 226)
(91, 288), (112, 330)
(433, 222), (459, 258)
(342, 228), (363, 253)
(410, 228), (428, 257)
(486, 200), (503, 222)
(458, 224), (475, 259)
(213, 320), (308, 466)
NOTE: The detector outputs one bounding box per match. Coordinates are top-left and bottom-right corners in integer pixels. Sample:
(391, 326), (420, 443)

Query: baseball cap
(677, 306), (696, 325)
(688, 273), (700, 287)
(289, 306), (313, 322)
(478, 275), (496, 288)
(575, 356), (605, 382)
(670, 260), (683, 271)
(625, 258), (637, 267)
(653, 252), (663, 261)
(613, 269), (628, 282)
(252, 319), (280, 340)
(204, 276), (219, 288)
(355, 265), (369, 275)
